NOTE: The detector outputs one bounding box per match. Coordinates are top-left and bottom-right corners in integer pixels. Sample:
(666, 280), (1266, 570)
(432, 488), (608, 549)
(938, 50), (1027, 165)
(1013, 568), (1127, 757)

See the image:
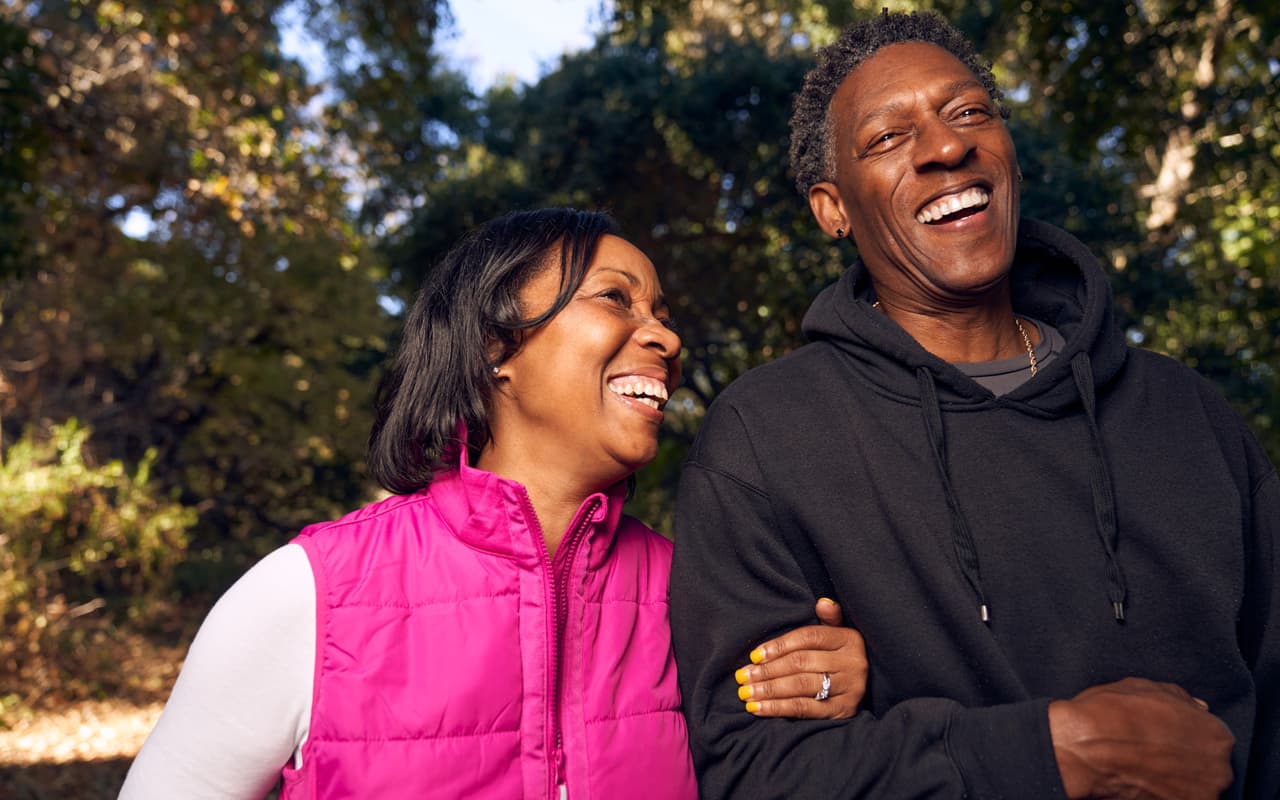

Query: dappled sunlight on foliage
(0, 420), (194, 716)
(0, 0), (397, 599)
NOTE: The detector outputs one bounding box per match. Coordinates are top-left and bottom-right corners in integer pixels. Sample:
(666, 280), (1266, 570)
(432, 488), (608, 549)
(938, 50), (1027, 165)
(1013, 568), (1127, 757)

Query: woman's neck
(474, 445), (605, 558)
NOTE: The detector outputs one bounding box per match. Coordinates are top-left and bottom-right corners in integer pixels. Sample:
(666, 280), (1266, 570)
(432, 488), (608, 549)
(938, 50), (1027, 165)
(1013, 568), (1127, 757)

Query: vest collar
(428, 425), (626, 565)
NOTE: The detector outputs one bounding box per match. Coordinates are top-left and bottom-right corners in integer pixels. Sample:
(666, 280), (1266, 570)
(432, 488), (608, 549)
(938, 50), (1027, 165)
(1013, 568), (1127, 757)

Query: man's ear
(808, 181), (850, 239)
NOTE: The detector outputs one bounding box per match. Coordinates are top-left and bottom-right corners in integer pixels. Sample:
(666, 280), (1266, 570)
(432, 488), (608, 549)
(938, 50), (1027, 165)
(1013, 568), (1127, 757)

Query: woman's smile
(607, 372), (672, 417)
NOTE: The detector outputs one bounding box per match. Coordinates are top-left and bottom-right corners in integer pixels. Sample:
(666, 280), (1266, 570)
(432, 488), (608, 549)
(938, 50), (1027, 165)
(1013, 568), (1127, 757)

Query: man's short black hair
(788, 10), (1009, 197)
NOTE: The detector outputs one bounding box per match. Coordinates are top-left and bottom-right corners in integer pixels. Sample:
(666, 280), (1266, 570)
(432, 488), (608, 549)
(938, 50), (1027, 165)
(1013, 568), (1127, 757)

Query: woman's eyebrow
(595, 267), (641, 286)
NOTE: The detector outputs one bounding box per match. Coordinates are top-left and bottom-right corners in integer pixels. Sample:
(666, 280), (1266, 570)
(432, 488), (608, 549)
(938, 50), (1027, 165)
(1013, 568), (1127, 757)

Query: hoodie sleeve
(669, 401), (1068, 800)
(1241, 447), (1280, 797)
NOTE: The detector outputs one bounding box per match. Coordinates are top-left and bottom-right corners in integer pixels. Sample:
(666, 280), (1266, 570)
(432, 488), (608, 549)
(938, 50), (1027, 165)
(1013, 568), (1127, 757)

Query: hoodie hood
(802, 218), (1129, 415)
(802, 218), (1131, 623)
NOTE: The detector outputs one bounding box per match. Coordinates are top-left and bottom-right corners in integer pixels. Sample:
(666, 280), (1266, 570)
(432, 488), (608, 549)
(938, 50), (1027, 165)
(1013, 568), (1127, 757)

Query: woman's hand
(733, 597), (867, 720)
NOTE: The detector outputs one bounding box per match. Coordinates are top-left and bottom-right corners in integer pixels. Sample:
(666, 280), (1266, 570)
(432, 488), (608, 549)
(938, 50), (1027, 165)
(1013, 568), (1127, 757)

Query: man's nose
(912, 117), (974, 170)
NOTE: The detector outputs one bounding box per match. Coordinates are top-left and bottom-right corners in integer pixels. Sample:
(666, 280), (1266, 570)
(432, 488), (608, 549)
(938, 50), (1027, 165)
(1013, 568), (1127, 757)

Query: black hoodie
(670, 219), (1279, 799)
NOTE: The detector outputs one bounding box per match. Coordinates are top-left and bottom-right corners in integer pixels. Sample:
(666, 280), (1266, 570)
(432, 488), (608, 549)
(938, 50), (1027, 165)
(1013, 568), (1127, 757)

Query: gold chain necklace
(872, 301), (1038, 375)
(1013, 317), (1038, 376)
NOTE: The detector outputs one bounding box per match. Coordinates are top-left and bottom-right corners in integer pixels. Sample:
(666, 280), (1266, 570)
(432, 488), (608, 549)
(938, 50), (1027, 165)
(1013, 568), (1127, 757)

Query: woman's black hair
(368, 208), (622, 495)
(789, 10), (1009, 198)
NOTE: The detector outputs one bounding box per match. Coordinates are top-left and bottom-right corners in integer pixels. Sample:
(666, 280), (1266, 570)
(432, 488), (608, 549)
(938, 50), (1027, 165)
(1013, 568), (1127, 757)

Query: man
(670, 10), (1277, 798)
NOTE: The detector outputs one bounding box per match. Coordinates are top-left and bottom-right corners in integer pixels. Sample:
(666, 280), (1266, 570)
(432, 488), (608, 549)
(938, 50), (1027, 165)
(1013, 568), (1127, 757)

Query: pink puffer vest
(279, 449), (696, 799)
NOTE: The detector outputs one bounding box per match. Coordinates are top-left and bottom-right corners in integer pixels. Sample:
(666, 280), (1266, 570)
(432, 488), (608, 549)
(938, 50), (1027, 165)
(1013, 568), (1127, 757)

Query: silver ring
(815, 672), (831, 701)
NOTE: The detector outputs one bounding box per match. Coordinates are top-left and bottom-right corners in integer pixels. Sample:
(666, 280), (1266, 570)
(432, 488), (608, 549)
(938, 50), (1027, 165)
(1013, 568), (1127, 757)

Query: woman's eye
(659, 316), (679, 333)
(600, 288), (629, 305)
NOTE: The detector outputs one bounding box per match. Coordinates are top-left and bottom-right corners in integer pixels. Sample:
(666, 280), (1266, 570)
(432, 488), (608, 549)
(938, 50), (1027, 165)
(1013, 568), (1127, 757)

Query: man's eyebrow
(944, 78), (989, 99)
(855, 100), (908, 128)
(854, 78), (989, 127)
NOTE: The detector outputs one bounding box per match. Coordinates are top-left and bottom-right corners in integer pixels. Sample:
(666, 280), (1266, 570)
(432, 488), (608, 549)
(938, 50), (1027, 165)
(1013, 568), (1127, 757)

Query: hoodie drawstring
(916, 368), (991, 623)
(915, 359), (1130, 625)
(1071, 353), (1129, 621)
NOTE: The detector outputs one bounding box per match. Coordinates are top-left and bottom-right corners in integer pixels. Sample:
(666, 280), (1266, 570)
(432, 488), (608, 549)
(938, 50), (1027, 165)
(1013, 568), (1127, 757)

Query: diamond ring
(815, 672), (831, 701)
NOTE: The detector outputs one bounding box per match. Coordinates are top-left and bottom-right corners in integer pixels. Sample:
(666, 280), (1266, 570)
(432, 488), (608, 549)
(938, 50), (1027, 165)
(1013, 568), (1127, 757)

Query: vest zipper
(527, 493), (601, 800)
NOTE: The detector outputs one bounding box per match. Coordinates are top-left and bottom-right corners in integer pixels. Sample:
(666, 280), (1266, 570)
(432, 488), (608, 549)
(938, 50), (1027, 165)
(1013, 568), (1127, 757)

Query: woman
(120, 208), (868, 799)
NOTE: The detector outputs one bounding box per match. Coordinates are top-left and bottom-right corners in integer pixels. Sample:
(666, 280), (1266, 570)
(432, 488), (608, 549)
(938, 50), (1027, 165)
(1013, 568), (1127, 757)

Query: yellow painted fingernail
(749, 648), (765, 664)
(738, 685), (753, 701)
(745, 701), (761, 714)
(734, 667), (750, 684)
(818, 596), (835, 606)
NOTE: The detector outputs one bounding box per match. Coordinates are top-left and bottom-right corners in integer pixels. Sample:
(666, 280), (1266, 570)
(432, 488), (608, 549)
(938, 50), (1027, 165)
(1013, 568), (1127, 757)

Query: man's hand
(1049, 677), (1234, 799)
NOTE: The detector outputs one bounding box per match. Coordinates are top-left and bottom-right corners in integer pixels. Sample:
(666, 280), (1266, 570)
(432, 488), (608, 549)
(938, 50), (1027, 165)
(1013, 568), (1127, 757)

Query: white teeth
(916, 187), (990, 224)
(608, 376), (670, 408)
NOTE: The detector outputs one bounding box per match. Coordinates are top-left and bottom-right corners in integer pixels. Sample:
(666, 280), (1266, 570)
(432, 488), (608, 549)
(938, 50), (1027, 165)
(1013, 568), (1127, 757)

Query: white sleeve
(119, 543), (315, 799)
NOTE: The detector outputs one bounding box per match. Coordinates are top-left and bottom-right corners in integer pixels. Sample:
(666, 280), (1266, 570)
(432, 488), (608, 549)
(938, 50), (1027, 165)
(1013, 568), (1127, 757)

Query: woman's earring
(835, 228), (844, 238)
(491, 365), (500, 375)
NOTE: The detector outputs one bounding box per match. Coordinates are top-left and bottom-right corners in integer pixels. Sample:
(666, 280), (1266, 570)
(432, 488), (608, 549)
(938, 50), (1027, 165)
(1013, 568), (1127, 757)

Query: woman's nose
(637, 316), (681, 359)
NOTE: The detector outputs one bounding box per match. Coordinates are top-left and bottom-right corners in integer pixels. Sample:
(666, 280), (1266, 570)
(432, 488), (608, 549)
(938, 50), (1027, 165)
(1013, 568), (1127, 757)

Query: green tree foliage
(0, 14), (44, 277)
(0, 0), (406, 594)
(291, 0), (474, 236)
(0, 419), (194, 708)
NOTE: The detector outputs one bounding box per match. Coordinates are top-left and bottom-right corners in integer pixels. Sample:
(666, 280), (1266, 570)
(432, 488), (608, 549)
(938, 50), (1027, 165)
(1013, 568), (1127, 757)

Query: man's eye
(863, 131), (901, 154)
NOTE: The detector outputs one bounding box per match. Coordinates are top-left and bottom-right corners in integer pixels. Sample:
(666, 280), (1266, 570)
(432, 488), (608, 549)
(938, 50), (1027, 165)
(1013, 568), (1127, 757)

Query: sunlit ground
(0, 701), (159, 799)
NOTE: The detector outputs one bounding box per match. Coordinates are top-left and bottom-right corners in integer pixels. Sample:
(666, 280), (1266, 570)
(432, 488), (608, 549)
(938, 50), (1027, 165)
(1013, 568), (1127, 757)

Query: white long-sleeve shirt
(119, 545), (316, 799)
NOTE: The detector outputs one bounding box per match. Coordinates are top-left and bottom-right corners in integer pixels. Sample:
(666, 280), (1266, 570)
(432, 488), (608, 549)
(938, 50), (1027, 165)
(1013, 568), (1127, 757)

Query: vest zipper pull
(555, 743), (568, 799)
